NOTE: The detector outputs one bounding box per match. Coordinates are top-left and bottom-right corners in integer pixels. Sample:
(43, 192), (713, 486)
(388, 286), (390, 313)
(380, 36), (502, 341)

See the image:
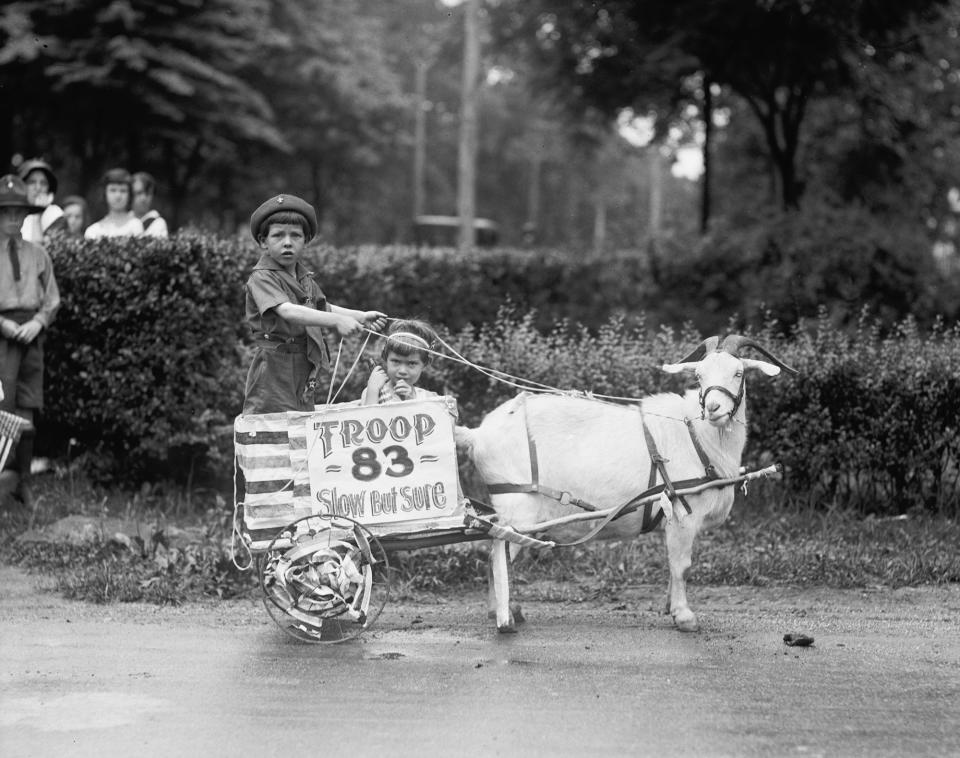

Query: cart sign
(305, 399), (459, 526)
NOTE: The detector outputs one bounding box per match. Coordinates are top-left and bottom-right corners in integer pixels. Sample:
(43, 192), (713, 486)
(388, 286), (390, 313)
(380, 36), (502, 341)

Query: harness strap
(485, 398), (599, 512)
(551, 474), (714, 547)
(483, 399), (723, 537)
(641, 411), (693, 516)
(685, 417), (720, 480)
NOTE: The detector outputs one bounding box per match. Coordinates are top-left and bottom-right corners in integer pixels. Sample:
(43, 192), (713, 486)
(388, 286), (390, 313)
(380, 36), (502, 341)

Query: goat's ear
(661, 361), (698, 374)
(742, 358), (781, 376)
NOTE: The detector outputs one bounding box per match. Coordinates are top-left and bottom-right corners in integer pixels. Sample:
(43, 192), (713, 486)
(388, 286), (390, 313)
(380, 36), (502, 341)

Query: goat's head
(661, 335), (798, 426)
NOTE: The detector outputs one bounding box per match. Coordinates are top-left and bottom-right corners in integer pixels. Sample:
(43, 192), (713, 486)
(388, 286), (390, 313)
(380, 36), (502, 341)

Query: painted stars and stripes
(0, 410), (29, 472)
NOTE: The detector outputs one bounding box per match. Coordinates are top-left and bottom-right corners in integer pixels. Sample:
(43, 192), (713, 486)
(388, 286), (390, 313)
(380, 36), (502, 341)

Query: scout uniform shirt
(0, 235), (60, 411)
(243, 255), (330, 414)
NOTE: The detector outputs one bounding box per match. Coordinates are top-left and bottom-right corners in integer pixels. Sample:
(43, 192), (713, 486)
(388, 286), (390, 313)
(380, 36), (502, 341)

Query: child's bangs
(265, 211), (309, 234)
(384, 337), (430, 362)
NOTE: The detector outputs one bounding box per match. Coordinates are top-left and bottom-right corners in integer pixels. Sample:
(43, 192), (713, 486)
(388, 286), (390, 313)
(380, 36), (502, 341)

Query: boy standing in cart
(242, 193), (387, 415)
(0, 175), (60, 507)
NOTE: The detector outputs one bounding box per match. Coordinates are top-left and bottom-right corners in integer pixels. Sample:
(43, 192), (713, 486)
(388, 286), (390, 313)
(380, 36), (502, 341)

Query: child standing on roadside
(243, 193), (387, 415)
(0, 175), (60, 507)
(361, 319), (440, 405)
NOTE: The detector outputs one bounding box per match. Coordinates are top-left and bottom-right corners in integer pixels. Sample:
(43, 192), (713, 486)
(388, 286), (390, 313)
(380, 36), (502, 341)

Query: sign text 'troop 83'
(305, 398), (459, 526)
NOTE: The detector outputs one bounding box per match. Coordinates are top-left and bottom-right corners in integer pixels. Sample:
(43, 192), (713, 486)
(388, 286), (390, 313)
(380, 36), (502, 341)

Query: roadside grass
(2, 472), (957, 606)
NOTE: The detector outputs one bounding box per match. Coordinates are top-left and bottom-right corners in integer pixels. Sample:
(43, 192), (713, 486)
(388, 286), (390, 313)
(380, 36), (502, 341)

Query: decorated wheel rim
(258, 514), (390, 644)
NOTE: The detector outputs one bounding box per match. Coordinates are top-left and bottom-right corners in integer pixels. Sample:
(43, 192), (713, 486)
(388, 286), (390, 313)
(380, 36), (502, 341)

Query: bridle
(698, 367), (745, 419)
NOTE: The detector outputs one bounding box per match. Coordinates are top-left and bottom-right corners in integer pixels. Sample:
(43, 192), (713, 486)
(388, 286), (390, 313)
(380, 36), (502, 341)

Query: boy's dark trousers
(0, 322), (41, 507)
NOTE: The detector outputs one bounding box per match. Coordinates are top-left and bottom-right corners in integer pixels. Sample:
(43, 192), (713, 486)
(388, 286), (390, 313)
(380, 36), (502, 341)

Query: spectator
(84, 168), (144, 239)
(0, 175), (60, 508)
(18, 159), (66, 244)
(132, 171), (169, 238)
(60, 195), (89, 239)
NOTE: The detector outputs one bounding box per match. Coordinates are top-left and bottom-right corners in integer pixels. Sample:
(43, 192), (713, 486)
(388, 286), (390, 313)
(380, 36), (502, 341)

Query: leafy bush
(304, 243), (653, 333)
(649, 201), (958, 334)
(38, 233), (960, 510)
(432, 310), (960, 516)
(41, 234), (251, 482)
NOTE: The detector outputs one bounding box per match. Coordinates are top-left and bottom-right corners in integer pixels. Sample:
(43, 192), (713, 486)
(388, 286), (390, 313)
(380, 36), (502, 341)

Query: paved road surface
(1, 565), (958, 757)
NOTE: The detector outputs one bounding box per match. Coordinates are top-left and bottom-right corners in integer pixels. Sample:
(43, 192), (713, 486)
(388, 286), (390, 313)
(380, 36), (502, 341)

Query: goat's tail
(454, 425), (476, 462)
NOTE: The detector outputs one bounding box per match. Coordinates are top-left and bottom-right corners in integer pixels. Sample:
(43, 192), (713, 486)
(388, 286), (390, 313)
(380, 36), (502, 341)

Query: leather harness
(484, 396), (722, 546)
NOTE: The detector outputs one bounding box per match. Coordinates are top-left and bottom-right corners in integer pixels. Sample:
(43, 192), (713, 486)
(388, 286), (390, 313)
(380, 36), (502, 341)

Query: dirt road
(1, 565), (958, 758)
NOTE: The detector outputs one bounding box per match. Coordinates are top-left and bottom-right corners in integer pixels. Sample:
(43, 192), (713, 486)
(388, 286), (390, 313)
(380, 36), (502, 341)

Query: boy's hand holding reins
(362, 311), (388, 333)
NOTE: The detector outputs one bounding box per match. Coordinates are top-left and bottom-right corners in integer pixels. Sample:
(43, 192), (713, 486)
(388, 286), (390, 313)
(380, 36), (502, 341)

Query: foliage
(391, 503), (960, 595)
(420, 308), (960, 516)
(40, 234), (250, 483)
(648, 199), (959, 334)
(748, 312), (960, 515)
(0, 0), (408, 231)
(38, 232), (960, 493)
(490, 0), (954, 210)
(4, 471), (956, 609)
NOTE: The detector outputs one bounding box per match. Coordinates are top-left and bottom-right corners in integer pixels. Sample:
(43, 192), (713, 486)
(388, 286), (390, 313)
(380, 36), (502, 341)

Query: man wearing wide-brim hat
(0, 174), (61, 508)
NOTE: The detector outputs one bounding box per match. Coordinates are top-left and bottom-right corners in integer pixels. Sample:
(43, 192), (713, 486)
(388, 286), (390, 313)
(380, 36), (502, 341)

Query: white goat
(456, 334), (796, 633)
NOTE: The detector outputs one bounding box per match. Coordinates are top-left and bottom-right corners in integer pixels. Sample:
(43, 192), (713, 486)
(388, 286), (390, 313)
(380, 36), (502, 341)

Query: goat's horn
(719, 335), (799, 375)
(676, 336), (720, 363)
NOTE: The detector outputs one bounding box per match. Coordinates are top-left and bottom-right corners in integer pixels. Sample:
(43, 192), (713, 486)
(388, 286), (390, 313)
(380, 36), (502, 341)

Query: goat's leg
(488, 538), (517, 633)
(664, 519), (698, 632)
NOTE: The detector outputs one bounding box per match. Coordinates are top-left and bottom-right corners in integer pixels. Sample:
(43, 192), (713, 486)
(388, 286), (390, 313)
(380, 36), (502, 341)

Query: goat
(455, 334), (797, 633)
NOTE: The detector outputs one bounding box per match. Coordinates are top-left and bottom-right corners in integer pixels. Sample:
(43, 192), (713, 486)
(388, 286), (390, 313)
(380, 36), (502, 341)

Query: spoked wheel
(258, 514), (390, 644)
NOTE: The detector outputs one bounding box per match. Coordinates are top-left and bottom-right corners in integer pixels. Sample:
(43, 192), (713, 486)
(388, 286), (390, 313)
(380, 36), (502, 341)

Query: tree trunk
(700, 77), (713, 234)
(525, 151), (542, 239)
(413, 58), (430, 222)
(649, 146), (663, 241)
(592, 197), (606, 257)
(745, 91), (806, 210)
(457, 0), (479, 253)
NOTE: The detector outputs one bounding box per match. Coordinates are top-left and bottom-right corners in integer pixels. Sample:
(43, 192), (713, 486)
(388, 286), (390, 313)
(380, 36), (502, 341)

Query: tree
(489, 0), (952, 210)
(246, 0), (408, 239)
(0, 0), (285, 213)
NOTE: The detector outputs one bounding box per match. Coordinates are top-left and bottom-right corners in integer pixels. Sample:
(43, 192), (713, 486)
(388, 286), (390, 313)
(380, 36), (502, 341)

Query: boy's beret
(17, 159), (58, 195)
(250, 194), (318, 241)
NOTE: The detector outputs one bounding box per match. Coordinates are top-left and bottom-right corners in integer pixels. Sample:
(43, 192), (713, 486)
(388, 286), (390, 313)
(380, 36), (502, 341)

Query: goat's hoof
(510, 603), (525, 624)
(497, 621), (518, 634)
(673, 610), (699, 633)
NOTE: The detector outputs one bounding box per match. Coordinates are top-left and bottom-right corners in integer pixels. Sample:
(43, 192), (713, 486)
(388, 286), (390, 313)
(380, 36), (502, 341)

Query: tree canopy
(489, 0), (953, 210)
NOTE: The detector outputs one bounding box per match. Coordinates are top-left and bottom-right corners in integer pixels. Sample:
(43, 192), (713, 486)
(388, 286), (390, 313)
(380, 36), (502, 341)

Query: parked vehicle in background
(413, 215), (500, 247)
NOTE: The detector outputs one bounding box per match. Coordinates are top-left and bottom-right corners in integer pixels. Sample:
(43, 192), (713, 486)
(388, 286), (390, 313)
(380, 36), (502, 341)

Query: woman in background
(18, 159), (66, 244)
(132, 172), (169, 238)
(84, 168), (144, 239)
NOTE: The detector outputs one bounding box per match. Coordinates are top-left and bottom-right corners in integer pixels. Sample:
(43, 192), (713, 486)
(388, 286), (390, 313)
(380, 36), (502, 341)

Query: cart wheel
(258, 514), (390, 644)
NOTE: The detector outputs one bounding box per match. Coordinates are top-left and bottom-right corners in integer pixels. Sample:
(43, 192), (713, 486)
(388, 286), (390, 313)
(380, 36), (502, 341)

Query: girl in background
(84, 168), (144, 239)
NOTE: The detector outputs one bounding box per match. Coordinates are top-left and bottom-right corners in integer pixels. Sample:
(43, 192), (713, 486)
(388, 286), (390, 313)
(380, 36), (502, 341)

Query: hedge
(40, 235), (249, 482)
(36, 235), (960, 518)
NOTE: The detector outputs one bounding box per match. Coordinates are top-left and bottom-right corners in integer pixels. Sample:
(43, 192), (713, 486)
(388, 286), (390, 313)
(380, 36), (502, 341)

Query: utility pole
(457, 0), (479, 252)
(413, 57), (430, 221)
(700, 76), (713, 234)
